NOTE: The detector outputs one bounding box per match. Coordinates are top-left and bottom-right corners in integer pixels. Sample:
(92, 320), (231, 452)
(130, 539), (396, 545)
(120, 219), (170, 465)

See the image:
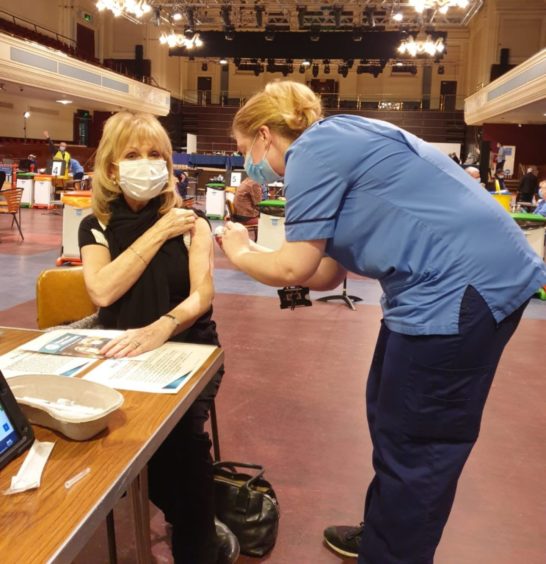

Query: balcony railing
(183, 90), (466, 111)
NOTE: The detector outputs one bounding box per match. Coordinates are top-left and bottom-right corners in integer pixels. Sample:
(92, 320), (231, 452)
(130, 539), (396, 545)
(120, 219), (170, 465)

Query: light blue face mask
(244, 135), (283, 185)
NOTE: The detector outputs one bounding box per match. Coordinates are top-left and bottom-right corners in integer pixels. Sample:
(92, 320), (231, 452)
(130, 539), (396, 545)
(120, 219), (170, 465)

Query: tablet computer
(0, 370), (34, 471)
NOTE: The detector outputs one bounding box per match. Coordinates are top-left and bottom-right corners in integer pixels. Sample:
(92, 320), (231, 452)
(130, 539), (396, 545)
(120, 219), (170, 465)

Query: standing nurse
(221, 81), (546, 564)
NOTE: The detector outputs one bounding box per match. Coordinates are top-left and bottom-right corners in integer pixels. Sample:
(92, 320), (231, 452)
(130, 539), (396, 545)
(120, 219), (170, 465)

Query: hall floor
(1, 208), (545, 564)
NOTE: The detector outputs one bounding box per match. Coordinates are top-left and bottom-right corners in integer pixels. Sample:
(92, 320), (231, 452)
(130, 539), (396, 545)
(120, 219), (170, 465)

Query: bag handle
(213, 460), (265, 483)
(213, 461), (268, 514)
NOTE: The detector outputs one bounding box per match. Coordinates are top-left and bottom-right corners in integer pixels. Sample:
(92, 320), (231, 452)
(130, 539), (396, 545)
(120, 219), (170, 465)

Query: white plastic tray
(8, 374), (124, 441)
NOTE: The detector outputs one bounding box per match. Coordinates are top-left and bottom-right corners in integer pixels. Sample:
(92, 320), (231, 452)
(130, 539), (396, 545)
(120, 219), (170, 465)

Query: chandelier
(409, 0), (469, 14)
(398, 33), (445, 57)
(159, 32), (204, 50)
(96, 0), (151, 18)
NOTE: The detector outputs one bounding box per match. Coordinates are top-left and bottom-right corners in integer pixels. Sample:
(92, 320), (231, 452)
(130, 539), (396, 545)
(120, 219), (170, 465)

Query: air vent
(28, 106), (60, 116)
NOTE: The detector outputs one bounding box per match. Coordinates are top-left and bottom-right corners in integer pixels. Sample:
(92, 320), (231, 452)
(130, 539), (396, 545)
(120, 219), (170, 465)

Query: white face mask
(117, 158), (168, 201)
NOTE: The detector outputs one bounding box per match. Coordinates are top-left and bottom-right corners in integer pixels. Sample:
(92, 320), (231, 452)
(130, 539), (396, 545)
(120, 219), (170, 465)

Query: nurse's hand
(222, 221), (251, 263)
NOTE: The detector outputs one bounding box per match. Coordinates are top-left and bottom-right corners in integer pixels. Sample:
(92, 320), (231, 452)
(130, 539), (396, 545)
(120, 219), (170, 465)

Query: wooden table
(0, 327), (224, 564)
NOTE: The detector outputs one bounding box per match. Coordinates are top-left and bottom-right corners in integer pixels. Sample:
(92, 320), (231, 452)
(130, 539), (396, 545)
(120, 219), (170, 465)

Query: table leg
(129, 467), (152, 564)
(106, 510), (118, 564)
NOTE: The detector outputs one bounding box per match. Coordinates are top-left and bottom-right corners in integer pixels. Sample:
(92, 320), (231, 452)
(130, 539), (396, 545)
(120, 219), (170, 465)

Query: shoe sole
(324, 537), (358, 558)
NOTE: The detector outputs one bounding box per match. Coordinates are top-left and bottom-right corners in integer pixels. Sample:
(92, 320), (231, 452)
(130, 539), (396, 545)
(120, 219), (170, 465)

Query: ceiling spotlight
(409, 0), (469, 14)
(224, 25), (235, 40)
(301, 59), (311, 67)
(255, 5), (264, 27)
(23, 111), (31, 118)
(219, 57), (228, 65)
(264, 26), (275, 41)
(186, 7), (196, 31)
(172, 11), (182, 22)
(297, 6), (306, 29)
(220, 5), (231, 27)
(393, 11), (404, 22)
(365, 7), (376, 28)
(352, 27), (363, 42)
(56, 99), (73, 105)
(333, 5), (342, 28)
(398, 32), (445, 57)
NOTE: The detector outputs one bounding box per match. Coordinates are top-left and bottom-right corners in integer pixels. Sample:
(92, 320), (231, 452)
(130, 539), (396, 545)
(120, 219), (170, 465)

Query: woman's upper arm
(81, 244), (112, 290)
(188, 217), (214, 291)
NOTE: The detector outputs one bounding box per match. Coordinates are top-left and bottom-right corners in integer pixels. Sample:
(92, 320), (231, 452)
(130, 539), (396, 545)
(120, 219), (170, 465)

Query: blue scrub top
(284, 115), (546, 336)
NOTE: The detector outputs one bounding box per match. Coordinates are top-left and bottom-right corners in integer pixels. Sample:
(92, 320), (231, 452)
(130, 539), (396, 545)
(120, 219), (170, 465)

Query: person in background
(220, 80), (546, 564)
(534, 180), (546, 217)
(174, 169), (189, 198)
(78, 111), (239, 564)
(493, 170), (507, 192)
(232, 176), (262, 223)
(448, 152), (460, 164)
(18, 153), (37, 172)
(43, 130), (71, 177)
(495, 141), (507, 173)
(518, 166), (539, 203)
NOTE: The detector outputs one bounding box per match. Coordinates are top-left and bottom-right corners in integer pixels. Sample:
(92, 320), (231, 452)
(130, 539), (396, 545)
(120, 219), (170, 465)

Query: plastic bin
(206, 183), (226, 219)
(59, 191), (92, 262)
(511, 212), (546, 260)
(257, 199), (286, 217)
(16, 172), (35, 207)
(33, 174), (54, 208)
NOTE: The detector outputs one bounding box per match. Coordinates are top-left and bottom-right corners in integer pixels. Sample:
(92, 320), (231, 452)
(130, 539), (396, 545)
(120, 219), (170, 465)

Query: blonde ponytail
(233, 80), (323, 140)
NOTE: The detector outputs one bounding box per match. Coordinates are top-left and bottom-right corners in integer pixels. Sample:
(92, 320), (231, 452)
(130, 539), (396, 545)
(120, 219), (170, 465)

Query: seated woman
(78, 111), (237, 564)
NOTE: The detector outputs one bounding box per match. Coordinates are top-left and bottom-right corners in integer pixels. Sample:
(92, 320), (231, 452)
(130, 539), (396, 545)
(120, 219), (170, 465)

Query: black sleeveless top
(78, 196), (219, 347)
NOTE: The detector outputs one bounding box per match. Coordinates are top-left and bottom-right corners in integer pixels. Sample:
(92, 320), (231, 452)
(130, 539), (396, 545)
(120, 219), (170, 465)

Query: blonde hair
(92, 111), (178, 224)
(233, 80), (323, 141)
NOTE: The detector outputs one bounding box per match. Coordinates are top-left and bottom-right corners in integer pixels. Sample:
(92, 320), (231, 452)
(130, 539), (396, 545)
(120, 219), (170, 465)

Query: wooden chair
(225, 199), (258, 241)
(36, 266), (97, 329)
(0, 187), (24, 241)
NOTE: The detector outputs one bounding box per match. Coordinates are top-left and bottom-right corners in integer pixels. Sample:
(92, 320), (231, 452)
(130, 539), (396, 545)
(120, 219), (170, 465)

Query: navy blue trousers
(359, 286), (527, 564)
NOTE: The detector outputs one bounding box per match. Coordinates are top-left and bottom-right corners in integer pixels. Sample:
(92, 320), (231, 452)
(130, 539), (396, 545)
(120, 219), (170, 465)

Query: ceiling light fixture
(159, 31), (203, 49)
(398, 33), (445, 57)
(219, 57), (228, 65)
(409, 0), (469, 14)
(56, 99), (73, 105)
(96, 0), (151, 19)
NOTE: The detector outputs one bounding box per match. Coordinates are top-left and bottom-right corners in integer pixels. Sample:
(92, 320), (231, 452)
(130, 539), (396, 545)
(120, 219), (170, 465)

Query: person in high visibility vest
(43, 130), (71, 178)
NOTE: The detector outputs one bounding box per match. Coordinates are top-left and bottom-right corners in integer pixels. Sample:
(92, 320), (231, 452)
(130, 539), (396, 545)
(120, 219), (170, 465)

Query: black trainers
(323, 523), (364, 558)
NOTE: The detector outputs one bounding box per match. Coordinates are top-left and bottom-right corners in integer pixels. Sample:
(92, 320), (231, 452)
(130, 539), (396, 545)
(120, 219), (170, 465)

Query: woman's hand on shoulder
(154, 208), (196, 240)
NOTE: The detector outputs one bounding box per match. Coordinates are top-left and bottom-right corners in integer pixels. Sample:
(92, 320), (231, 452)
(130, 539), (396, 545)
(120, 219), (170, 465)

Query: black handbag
(213, 461), (280, 557)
